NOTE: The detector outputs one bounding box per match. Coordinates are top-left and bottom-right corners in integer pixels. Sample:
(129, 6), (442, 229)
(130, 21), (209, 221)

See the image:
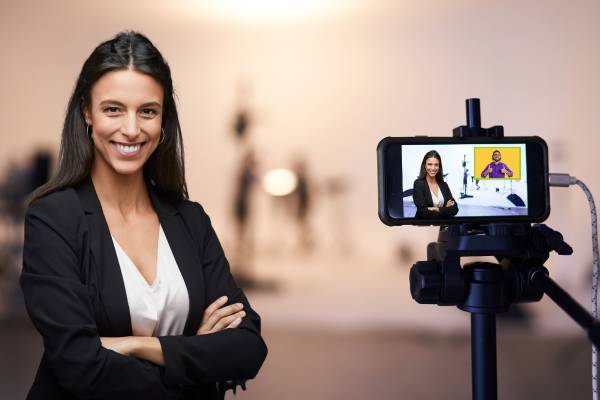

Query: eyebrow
(99, 100), (162, 108)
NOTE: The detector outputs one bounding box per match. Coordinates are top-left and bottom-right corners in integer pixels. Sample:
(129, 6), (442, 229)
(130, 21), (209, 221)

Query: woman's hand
(427, 207), (440, 212)
(446, 199), (455, 207)
(100, 336), (135, 356)
(197, 296), (246, 335)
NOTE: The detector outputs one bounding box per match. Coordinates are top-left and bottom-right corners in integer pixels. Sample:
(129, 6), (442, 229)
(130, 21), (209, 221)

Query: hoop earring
(160, 128), (165, 144)
(86, 124), (93, 140)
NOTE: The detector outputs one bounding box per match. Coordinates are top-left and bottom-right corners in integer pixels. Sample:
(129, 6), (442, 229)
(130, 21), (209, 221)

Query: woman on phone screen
(412, 150), (459, 219)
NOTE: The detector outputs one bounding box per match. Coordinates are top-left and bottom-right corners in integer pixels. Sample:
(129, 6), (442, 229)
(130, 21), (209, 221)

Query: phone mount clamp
(409, 98), (600, 400)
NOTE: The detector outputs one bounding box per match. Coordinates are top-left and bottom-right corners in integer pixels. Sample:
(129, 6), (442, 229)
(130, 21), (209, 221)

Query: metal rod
(471, 312), (497, 400)
(531, 270), (595, 333)
(466, 98), (481, 128)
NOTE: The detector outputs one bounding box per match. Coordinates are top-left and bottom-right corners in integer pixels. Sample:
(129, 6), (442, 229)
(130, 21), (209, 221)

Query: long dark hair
(28, 31), (188, 205)
(418, 150), (444, 182)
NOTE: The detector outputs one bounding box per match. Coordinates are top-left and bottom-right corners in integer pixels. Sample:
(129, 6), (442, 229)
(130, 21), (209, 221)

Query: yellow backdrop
(474, 147), (521, 180)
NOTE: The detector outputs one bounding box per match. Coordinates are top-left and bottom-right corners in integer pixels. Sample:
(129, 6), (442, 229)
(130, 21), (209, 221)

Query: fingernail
(236, 303), (244, 308)
(240, 311), (246, 317)
(221, 296), (228, 301)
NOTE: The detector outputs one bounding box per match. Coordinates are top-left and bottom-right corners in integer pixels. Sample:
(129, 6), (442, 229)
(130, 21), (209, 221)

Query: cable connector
(549, 173), (577, 187)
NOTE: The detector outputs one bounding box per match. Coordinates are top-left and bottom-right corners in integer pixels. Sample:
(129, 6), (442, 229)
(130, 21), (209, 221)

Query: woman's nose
(121, 113), (141, 137)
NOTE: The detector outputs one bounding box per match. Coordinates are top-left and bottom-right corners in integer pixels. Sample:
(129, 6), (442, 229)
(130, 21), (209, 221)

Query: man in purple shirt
(481, 150), (513, 178)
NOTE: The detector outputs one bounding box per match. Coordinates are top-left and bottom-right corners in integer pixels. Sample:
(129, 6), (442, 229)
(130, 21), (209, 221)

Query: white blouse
(111, 225), (189, 337)
(430, 188), (445, 208)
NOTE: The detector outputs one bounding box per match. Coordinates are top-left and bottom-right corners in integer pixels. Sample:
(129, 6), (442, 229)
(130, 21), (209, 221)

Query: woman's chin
(110, 160), (145, 176)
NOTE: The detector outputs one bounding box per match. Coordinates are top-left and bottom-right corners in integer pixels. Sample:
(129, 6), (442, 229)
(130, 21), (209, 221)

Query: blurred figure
(231, 81), (254, 143)
(233, 108), (251, 142)
(2, 150), (52, 220)
(232, 149), (258, 285)
(290, 156), (314, 254)
(0, 149), (53, 247)
(229, 81), (261, 287)
(0, 149), (53, 315)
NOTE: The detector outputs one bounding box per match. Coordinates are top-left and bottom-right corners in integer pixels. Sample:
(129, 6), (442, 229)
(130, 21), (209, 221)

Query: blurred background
(1, 0), (599, 398)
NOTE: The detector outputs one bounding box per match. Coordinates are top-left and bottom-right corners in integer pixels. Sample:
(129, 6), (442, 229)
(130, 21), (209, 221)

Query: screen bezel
(377, 136), (550, 226)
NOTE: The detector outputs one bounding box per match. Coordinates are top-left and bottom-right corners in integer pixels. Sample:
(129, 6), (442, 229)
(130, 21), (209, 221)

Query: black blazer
(412, 178), (459, 219)
(20, 176), (267, 400)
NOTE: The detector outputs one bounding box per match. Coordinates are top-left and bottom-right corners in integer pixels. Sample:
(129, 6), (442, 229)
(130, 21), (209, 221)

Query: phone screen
(402, 143), (527, 218)
(378, 137), (549, 225)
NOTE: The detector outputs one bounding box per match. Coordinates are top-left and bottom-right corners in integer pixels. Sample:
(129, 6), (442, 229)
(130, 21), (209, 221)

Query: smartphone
(377, 136), (550, 226)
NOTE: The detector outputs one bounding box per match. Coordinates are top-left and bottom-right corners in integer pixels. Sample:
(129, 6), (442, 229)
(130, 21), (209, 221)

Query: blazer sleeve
(20, 194), (171, 400)
(413, 179), (437, 219)
(438, 182), (459, 218)
(158, 202), (268, 386)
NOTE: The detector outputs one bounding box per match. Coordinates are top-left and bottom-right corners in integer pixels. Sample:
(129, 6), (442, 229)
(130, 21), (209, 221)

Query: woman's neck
(426, 175), (437, 185)
(90, 161), (152, 217)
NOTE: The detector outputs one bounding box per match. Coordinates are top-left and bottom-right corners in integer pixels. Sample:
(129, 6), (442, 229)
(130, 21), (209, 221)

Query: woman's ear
(81, 98), (92, 125)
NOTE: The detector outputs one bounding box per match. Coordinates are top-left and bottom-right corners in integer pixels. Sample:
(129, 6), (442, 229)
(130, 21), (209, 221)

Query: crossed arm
(100, 296), (247, 366)
(412, 180), (459, 218)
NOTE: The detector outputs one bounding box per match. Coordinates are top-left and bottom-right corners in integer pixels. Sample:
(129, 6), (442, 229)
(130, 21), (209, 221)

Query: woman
(412, 150), (459, 219)
(20, 31), (267, 399)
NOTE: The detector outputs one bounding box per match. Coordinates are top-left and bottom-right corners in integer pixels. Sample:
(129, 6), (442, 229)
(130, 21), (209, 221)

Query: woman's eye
(103, 107), (120, 113)
(141, 109), (158, 117)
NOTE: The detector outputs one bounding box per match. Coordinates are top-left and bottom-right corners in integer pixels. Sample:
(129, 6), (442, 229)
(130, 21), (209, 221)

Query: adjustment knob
(410, 260), (442, 304)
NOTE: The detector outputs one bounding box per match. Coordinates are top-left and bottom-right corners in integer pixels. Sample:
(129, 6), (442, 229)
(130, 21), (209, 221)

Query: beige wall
(1, 0), (599, 299)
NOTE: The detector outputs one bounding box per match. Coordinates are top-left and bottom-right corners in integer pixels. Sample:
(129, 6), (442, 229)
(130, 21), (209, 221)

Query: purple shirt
(481, 162), (513, 178)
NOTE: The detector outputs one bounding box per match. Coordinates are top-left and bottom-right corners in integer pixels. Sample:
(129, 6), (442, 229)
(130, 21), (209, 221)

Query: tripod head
(410, 223), (573, 309)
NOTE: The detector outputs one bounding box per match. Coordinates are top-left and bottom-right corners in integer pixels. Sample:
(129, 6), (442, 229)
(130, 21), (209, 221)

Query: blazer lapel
(424, 182), (434, 206)
(149, 189), (205, 336)
(75, 176), (132, 336)
(440, 182), (450, 202)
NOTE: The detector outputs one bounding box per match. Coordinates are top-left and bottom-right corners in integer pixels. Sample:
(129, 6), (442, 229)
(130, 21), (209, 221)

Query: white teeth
(116, 143), (141, 154)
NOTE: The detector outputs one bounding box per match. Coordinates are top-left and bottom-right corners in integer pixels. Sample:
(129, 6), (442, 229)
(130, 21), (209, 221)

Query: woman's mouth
(111, 141), (146, 157)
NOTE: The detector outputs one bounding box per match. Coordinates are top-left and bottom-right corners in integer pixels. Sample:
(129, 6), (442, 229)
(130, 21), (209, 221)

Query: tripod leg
(471, 313), (497, 400)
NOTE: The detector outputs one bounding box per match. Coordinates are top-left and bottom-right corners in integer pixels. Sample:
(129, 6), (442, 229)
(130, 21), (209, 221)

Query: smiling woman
(412, 150), (459, 219)
(21, 31), (267, 400)
(84, 69), (164, 176)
